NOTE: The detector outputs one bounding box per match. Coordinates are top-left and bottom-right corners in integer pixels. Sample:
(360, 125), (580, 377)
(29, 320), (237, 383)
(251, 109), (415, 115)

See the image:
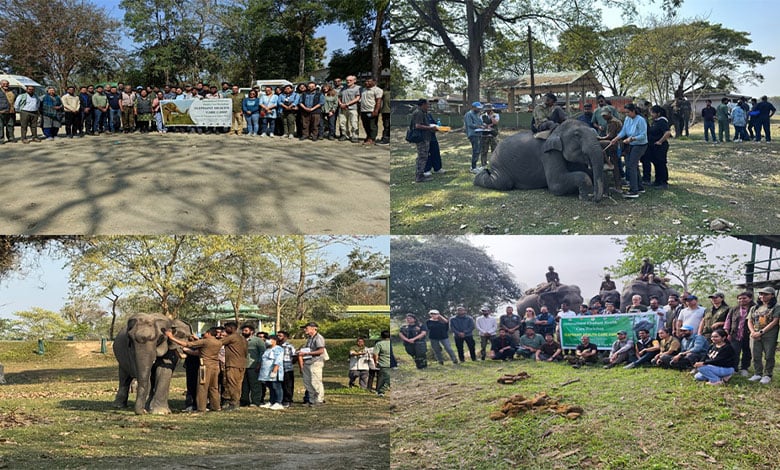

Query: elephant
(516, 284), (584, 315)
(620, 280), (679, 311)
(590, 289), (621, 310)
(113, 313), (192, 415)
(473, 119), (605, 202)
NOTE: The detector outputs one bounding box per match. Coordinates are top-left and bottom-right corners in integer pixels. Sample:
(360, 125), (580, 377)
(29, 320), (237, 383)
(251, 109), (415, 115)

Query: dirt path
(0, 133), (388, 234)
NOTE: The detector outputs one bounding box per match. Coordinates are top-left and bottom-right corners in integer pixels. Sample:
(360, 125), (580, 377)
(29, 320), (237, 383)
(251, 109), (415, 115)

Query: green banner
(559, 313), (658, 350)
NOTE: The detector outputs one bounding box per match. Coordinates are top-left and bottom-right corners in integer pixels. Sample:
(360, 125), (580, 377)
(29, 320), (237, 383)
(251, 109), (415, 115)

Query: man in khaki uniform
(220, 321), (248, 411)
(165, 327), (222, 412)
(229, 85), (245, 135)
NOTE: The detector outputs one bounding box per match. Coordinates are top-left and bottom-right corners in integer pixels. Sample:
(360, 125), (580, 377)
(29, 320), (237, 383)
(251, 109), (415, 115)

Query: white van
(0, 74), (45, 121)
(238, 79), (294, 95)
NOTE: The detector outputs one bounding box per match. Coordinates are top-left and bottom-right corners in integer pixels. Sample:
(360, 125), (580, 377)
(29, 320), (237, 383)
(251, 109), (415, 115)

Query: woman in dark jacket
(645, 105), (672, 188)
(693, 328), (735, 385)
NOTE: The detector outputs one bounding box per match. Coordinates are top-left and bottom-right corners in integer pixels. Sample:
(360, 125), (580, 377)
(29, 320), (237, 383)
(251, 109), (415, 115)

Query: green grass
(0, 341), (389, 469)
(390, 120), (780, 235)
(391, 350), (780, 469)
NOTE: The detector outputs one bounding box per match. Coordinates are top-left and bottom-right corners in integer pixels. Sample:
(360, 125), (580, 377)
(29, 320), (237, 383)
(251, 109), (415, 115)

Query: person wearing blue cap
(464, 101), (486, 173)
(660, 324), (708, 370)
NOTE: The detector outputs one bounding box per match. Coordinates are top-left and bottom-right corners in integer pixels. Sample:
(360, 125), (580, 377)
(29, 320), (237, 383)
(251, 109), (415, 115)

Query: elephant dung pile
(497, 371), (531, 384)
(489, 393), (583, 421)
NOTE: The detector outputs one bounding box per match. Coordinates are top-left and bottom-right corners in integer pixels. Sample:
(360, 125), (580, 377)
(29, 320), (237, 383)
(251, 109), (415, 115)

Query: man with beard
(240, 324), (266, 407)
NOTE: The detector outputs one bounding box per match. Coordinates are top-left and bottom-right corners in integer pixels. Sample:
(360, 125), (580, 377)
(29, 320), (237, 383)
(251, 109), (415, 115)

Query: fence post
(37, 338), (45, 355)
(100, 337), (107, 354)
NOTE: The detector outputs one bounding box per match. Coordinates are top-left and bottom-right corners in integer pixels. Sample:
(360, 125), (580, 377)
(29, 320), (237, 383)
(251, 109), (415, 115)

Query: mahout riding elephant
(516, 284), (584, 314)
(590, 289), (621, 310)
(113, 313), (192, 415)
(620, 280), (679, 310)
(473, 119), (605, 202)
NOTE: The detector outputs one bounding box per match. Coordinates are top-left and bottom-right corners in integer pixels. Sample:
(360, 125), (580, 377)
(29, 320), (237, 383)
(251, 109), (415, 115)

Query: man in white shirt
(647, 296), (666, 337)
(676, 295), (705, 335)
(476, 306), (497, 361)
(556, 302), (577, 339)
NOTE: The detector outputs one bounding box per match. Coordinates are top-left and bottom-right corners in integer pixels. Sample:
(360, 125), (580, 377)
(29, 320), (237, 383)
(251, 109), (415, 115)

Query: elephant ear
(541, 134), (562, 153)
(171, 320), (192, 340)
(154, 318), (172, 357)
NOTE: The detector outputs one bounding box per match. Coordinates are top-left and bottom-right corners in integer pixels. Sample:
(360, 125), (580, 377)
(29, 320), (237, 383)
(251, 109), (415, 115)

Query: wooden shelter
(492, 70), (604, 112)
(734, 236), (780, 292)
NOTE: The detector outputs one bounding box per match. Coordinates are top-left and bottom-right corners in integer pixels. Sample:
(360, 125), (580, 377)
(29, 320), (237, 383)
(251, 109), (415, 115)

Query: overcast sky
(467, 235), (768, 309)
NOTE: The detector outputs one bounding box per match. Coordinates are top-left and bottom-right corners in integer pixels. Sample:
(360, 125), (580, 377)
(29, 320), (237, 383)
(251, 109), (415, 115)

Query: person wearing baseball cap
(747, 286), (780, 384)
(426, 309), (458, 365)
(465, 101), (487, 173)
(662, 325), (708, 370)
(699, 293), (729, 340)
(300, 320), (327, 405)
(476, 306), (497, 361)
(603, 330), (634, 369)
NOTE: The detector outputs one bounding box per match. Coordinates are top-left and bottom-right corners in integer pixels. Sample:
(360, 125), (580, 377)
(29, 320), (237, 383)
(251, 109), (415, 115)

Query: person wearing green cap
(747, 287), (780, 384)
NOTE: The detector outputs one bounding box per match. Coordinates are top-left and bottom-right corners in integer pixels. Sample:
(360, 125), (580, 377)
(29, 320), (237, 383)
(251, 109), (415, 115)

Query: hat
(708, 292), (724, 299)
(680, 325), (694, 332)
(617, 330), (627, 335)
(471, 101), (483, 109)
(686, 295), (698, 301)
(601, 109), (612, 116)
(483, 103), (493, 110)
(758, 286), (776, 295)
(581, 304), (589, 309)
(584, 103), (593, 109)
(480, 306), (490, 312)
(136, 86), (143, 90)
(428, 309), (440, 315)
(304, 321), (319, 328)
(416, 98), (427, 106)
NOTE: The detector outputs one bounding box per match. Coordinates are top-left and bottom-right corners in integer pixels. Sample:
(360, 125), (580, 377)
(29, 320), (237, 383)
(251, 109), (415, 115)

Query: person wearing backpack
(408, 98), (438, 183)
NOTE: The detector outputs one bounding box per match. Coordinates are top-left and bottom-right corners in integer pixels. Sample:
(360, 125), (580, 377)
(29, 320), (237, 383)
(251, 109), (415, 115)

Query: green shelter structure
(191, 303), (275, 334)
(734, 236), (780, 292)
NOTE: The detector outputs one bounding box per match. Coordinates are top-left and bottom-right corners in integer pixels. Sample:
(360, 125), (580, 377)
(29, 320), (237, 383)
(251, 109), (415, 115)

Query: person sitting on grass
(536, 333), (563, 362)
(604, 330), (635, 368)
(693, 328), (736, 386)
(651, 328), (681, 367)
(569, 335), (599, 368)
(624, 329), (660, 369)
(660, 325), (708, 370)
(516, 326), (544, 359)
(491, 328), (517, 361)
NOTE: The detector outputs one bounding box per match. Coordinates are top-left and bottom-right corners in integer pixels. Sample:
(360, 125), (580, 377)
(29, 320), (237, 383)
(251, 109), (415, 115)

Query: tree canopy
(391, 236), (521, 318)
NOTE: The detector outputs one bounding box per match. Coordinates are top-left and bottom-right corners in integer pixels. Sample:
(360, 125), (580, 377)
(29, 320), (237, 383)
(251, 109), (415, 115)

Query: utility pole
(528, 25), (536, 108)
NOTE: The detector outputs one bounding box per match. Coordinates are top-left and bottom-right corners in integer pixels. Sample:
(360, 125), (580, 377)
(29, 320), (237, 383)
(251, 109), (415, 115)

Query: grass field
(391, 349), (780, 470)
(0, 341), (389, 469)
(390, 120), (780, 235)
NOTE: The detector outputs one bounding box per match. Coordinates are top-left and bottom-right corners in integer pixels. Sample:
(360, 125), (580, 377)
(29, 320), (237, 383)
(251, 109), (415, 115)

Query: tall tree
(331, 0), (389, 80)
(627, 19), (774, 103)
(392, 0), (681, 102)
(14, 307), (71, 340)
(274, 0), (332, 78)
(0, 0), (119, 89)
(391, 236), (521, 318)
(556, 25), (643, 97)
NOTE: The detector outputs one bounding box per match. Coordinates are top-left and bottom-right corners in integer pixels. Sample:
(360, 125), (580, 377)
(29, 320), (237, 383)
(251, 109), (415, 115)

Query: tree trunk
(372, 4), (385, 80)
(299, 36), (306, 78)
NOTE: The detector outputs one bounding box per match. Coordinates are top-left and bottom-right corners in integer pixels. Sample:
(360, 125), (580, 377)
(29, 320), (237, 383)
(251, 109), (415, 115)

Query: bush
(314, 315), (390, 339)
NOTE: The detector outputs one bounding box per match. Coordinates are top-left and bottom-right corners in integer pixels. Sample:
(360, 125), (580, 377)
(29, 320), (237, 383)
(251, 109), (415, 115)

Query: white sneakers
(260, 402), (272, 408)
(269, 403), (285, 411)
(470, 167), (482, 174)
(423, 171), (432, 177)
(760, 376), (772, 385)
(748, 374), (762, 381)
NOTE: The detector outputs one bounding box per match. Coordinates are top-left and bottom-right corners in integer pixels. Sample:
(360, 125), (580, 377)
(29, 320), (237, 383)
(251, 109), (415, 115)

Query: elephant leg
(113, 368), (133, 408)
(473, 167), (514, 190)
(148, 350), (178, 415)
(543, 155), (593, 199)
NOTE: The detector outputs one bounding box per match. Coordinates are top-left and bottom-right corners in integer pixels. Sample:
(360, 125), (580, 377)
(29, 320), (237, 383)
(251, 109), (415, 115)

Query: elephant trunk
(587, 140), (604, 202)
(132, 341), (157, 415)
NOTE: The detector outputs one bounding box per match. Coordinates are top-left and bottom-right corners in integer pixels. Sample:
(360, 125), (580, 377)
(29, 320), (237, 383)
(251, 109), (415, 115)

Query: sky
(0, 236), (389, 320)
(397, 0), (780, 98)
(466, 235), (771, 310)
(96, 0), (354, 64)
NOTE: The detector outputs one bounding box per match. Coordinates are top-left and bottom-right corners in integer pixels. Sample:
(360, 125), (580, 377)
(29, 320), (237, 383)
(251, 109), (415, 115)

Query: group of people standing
(398, 285), (780, 388)
(700, 95), (776, 143)
(0, 76), (390, 146)
(164, 321), (329, 412)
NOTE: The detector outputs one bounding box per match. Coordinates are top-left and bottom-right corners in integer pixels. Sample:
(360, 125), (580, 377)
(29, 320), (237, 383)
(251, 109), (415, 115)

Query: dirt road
(0, 133), (389, 234)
